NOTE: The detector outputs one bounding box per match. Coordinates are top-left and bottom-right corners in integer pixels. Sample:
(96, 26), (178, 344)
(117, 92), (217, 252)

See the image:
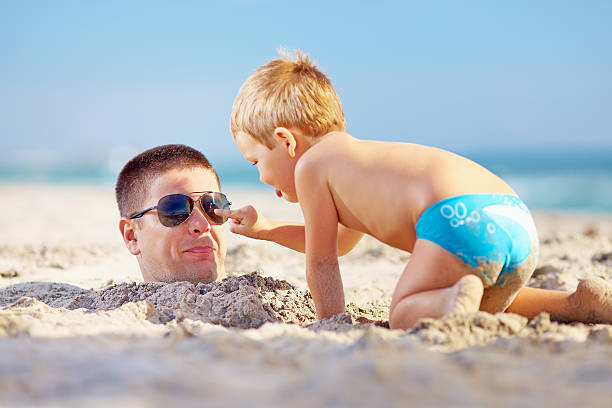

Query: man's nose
(187, 206), (211, 234)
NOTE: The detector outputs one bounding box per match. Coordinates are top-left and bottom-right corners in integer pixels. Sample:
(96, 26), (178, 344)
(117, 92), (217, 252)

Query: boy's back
(304, 131), (516, 252)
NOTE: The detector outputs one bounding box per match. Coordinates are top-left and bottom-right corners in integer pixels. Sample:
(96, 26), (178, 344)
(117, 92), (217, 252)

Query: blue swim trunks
(415, 194), (538, 288)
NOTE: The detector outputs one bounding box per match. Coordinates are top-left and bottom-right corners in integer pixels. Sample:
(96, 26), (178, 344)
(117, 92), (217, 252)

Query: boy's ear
(273, 127), (297, 158)
(119, 218), (141, 255)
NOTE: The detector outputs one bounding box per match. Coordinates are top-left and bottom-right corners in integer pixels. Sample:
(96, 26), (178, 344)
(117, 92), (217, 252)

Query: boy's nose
(188, 206), (211, 234)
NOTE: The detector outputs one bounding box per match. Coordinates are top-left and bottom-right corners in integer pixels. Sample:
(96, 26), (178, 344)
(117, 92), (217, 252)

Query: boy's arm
(219, 204), (306, 252)
(295, 157), (345, 319)
(216, 206), (364, 255)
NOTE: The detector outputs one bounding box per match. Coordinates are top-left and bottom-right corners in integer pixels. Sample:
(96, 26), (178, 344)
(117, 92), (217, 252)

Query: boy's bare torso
(304, 132), (516, 252)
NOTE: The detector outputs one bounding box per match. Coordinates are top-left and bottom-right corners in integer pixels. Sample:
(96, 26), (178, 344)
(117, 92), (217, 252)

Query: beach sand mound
(2, 272), (610, 353)
(0, 271), (611, 408)
(0, 272), (318, 329)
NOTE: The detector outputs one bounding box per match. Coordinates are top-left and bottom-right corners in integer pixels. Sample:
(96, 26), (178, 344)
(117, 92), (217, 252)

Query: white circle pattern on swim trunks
(455, 202), (467, 219)
(439, 198), (515, 239)
(441, 204), (454, 218)
(441, 201), (480, 229)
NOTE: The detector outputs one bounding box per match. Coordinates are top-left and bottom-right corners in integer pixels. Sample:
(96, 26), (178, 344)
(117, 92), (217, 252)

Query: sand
(1, 182), (612, 407)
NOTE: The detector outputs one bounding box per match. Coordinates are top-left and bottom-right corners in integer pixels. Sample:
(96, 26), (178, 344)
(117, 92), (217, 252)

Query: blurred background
(1, 1), (611, 211)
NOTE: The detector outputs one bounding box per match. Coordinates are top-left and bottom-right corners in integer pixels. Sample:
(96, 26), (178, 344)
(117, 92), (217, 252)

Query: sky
(1, 1), (611, 175)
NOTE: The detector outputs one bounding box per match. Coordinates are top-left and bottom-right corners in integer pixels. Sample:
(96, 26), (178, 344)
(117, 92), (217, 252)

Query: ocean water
(473, 150), (612, 213)
(1, 150), (611, 213)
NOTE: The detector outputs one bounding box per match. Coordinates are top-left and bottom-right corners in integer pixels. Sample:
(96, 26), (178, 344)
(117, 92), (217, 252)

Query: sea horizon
(1, 148), (611, 213)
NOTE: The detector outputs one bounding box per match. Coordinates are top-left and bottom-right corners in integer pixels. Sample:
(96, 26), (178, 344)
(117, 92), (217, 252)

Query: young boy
(218, 51), (612, 329)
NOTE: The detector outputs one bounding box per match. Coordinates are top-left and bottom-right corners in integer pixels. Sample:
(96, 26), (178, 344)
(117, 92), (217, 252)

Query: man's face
(122, 167), (227, 284)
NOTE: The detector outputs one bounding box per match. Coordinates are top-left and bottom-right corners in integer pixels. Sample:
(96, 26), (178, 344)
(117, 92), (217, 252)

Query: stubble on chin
(181, 261), (221, 285)
(139, 254), (224, 284)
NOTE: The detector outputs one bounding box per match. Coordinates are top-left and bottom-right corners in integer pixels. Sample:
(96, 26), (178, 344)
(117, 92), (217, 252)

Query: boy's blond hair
(230, 49), (346, 148)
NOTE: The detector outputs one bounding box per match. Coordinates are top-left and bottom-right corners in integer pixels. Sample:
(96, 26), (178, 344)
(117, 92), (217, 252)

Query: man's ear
(273, 127), (297, 158)
(119, 218), (141, 255)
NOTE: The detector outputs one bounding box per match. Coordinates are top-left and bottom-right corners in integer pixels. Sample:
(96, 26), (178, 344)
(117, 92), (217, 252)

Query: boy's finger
(214, 209), (244, 224)
(214, 209), (234, 217)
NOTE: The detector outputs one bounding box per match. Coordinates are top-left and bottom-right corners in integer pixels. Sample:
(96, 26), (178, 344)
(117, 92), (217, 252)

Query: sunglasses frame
(128, 191), (231, 227)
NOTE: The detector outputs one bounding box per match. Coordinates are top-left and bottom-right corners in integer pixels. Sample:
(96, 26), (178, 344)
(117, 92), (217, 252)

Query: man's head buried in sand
(116, 144), (229, 284)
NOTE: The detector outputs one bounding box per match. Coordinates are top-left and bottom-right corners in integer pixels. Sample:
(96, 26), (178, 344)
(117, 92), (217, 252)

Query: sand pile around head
(0, 273), (317, 329)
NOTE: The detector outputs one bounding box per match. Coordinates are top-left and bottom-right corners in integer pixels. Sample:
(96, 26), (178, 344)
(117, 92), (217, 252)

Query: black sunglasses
(129, 191), (231, 227)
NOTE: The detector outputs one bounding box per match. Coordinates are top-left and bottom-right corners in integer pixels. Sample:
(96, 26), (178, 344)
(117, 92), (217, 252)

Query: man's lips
(184, 246), (213, 254)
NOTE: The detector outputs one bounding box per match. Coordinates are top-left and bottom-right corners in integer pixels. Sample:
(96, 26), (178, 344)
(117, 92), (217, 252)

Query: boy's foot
(563, 278), (612, 324)
(445, 275), (484, 316)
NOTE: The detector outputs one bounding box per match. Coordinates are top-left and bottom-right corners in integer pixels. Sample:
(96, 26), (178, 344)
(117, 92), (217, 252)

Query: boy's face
(235, 131), (299, 202)
(121, 167), (227, 284)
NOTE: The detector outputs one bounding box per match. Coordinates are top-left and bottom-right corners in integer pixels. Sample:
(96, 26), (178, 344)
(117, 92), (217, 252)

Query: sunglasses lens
(157, 194), (193, 227)
(200, 192), (230, 224)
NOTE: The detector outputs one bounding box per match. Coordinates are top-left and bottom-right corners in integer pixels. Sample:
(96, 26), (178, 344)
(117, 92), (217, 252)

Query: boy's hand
(214, 205), (270, 240)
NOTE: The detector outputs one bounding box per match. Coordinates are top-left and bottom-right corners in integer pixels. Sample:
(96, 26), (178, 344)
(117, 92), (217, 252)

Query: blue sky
(1, 1), (611, 173)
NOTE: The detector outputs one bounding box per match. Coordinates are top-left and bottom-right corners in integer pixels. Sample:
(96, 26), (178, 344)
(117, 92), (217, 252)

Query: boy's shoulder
(294, 132), (345, 175)
(297, 131), (351, 167)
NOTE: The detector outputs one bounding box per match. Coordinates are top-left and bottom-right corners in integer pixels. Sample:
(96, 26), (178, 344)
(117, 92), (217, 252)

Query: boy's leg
(507, 278), (612, 323)
(505, 287), (567, 319)
(389, 239), (484, 330)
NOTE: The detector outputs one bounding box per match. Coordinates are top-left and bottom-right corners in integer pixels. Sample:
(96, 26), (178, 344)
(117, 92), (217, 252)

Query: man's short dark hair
(115, 144), (220, 218)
